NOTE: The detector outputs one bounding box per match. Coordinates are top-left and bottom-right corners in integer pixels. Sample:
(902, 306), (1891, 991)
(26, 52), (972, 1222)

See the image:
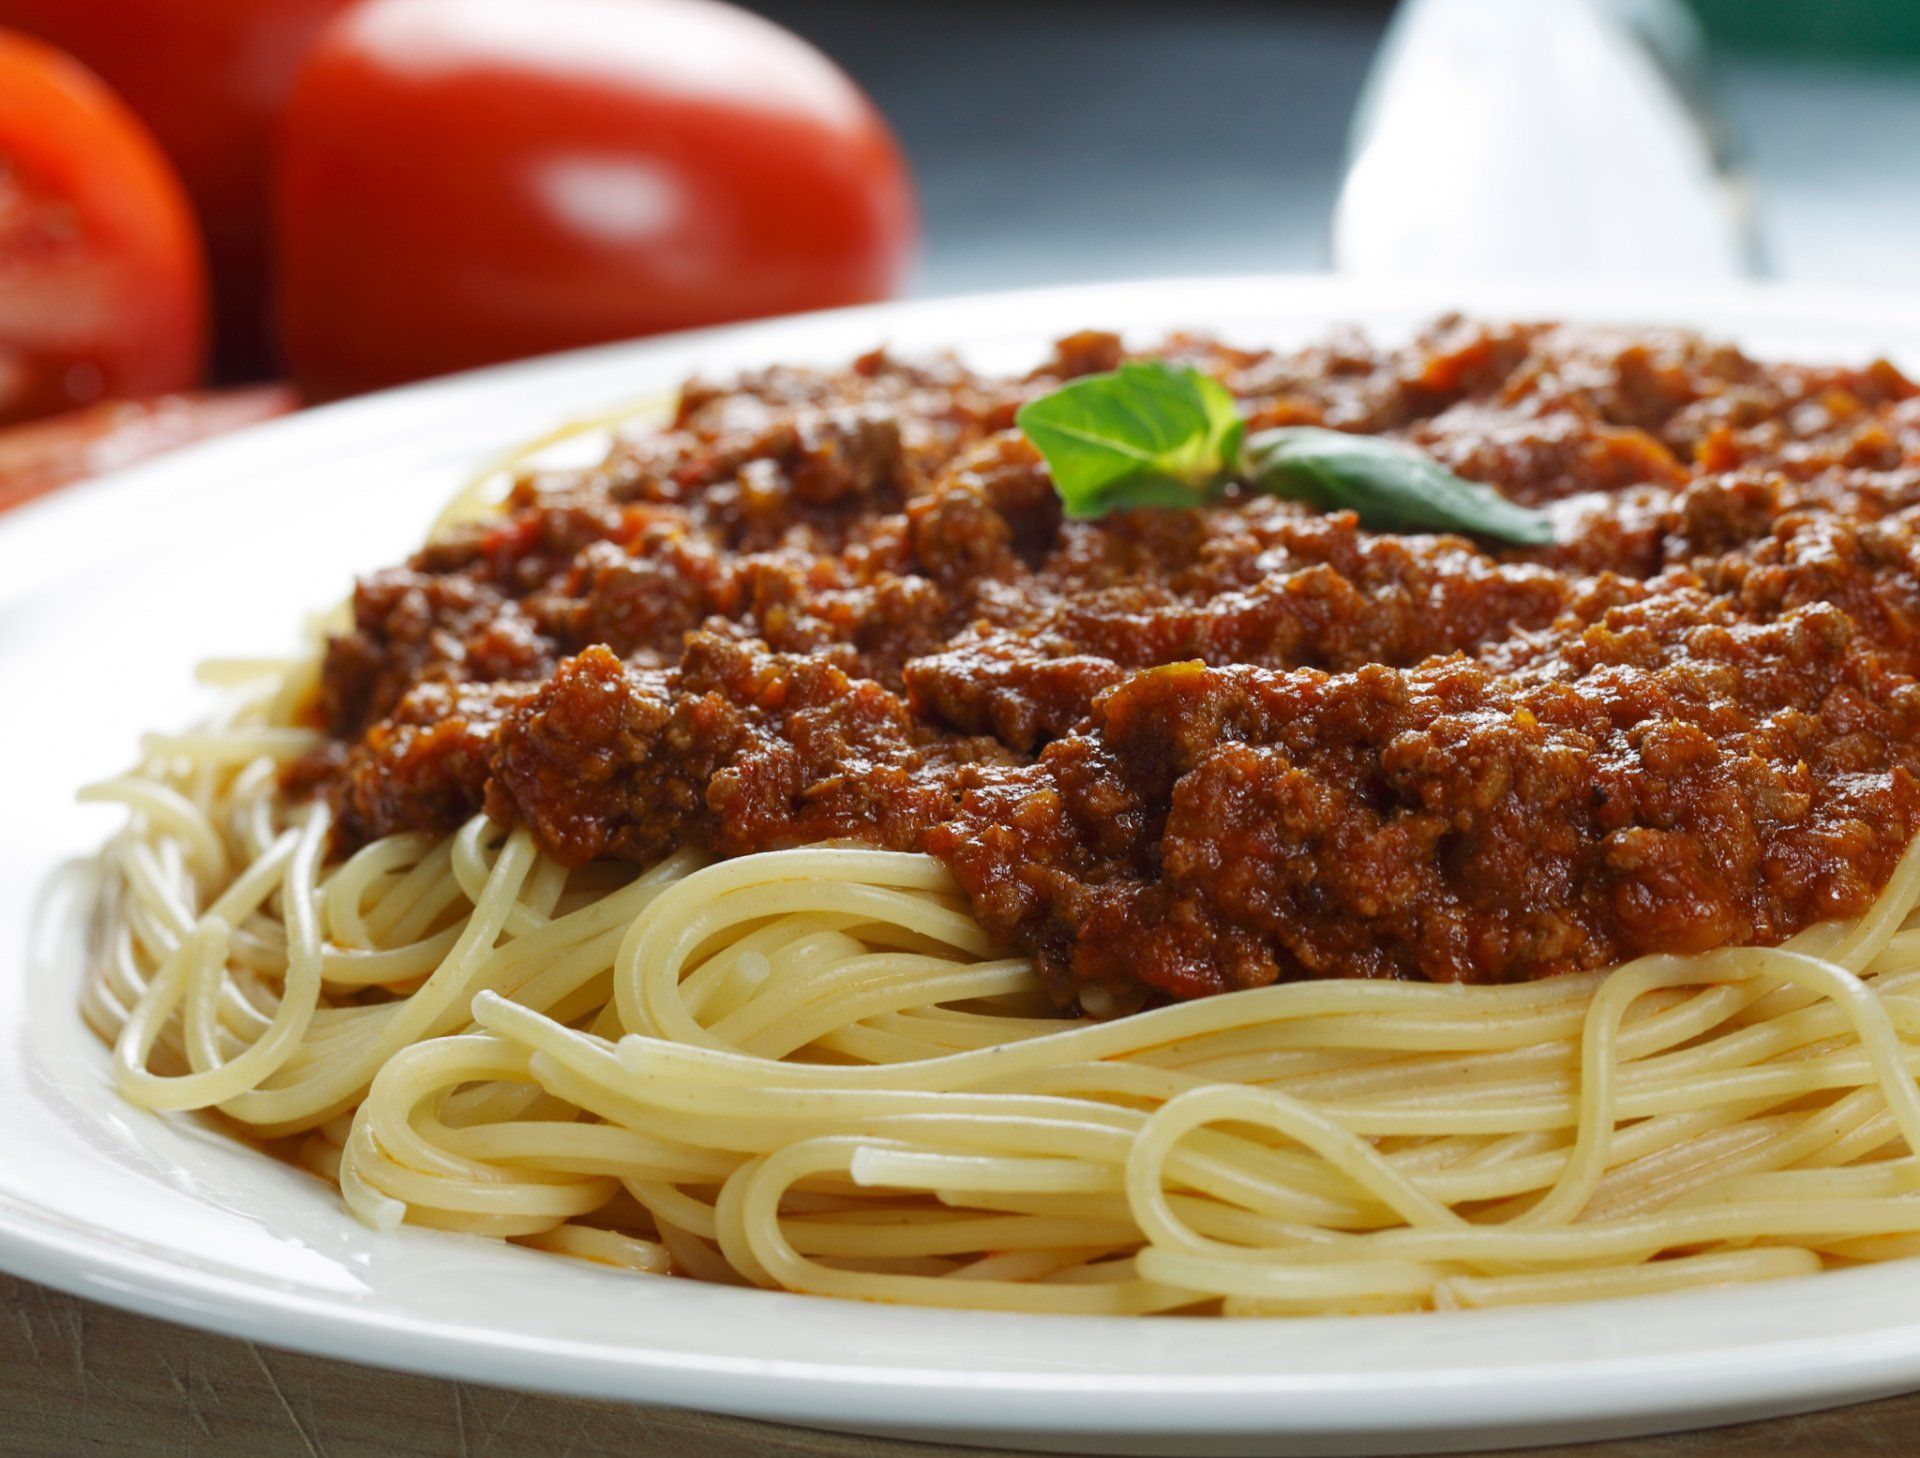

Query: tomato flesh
(278, 0), (919, 398)
(0, 385), (294, 512)
(0, 32), (206, 425)
(0, 1), (354, 378)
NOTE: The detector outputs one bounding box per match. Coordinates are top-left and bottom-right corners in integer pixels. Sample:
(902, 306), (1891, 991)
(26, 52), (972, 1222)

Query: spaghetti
(83, 651), (1920, 1315)
(81, 319), (1920, 1316)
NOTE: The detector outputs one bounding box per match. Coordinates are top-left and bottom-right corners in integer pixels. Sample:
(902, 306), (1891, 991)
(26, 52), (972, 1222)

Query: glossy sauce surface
(300, 321), (1920, 1010)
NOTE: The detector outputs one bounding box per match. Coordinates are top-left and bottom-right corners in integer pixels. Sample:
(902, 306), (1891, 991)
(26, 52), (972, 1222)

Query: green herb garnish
(1017, 362), (1554, 546)
(1243, 426), (1555, 546)
(1014, 361), (1243, 519)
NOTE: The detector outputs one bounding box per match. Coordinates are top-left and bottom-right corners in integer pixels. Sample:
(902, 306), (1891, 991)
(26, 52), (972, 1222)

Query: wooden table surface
(4, 1273), (1918, 1458)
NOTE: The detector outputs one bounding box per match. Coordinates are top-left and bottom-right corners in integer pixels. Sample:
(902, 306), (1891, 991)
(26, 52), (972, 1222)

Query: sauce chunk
(302, 322), (1920, 1011)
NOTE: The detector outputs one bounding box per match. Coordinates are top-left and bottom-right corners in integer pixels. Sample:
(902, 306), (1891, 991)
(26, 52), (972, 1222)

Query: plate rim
(14, 271), (1920, 1451)
(9, 1159), (1920, 1446)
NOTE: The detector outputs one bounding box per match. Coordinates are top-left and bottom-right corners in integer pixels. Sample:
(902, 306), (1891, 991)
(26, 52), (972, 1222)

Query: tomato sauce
(297, 320), (1920, 1012)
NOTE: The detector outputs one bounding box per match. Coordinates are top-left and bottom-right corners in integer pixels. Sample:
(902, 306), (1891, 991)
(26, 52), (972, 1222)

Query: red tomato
(278, 0), (918, 398)
(0, 32), (207, 426)
(0, 385), (295, 513)
(0, 0), (355, 377)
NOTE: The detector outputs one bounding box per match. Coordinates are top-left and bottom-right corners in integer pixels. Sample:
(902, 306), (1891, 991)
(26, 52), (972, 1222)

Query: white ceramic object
(9, 277), (1920, 1457)
(1334, 0), (1753, 282)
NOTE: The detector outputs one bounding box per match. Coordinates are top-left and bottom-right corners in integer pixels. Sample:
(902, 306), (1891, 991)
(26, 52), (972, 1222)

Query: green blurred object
(1688, 0), (1920, 60)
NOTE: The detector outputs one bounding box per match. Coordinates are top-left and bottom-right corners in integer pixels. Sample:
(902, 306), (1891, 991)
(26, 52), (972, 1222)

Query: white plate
(11, 275), (1920, 1457)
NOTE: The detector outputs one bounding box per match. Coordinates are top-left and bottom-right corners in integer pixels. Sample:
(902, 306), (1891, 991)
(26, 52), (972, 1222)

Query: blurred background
(764, 0), (1920, 295)
(4, 0), (1920, 506)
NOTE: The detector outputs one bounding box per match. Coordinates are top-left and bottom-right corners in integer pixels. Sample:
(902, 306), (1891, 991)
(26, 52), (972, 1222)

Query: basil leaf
(1016, 361), (1243, 518)
(1244, 426), (1555, 546)
(1016, 362), (1554, 547)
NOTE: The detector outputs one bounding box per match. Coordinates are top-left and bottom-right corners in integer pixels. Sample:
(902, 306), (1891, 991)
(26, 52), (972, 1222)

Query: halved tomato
(0, 31), (207, 425)
(0, 1), (353, 378)
(0, 385), (295, 513)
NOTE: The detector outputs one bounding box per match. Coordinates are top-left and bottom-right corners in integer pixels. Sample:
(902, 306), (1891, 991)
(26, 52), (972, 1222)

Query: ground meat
(485, 635), (998, 865)
(293, 318), (1920, 1013)
(332, 679), (534, 843)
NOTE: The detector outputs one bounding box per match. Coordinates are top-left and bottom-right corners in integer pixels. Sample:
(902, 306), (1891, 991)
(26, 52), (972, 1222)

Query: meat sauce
(298, 319), (1920, 1012)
